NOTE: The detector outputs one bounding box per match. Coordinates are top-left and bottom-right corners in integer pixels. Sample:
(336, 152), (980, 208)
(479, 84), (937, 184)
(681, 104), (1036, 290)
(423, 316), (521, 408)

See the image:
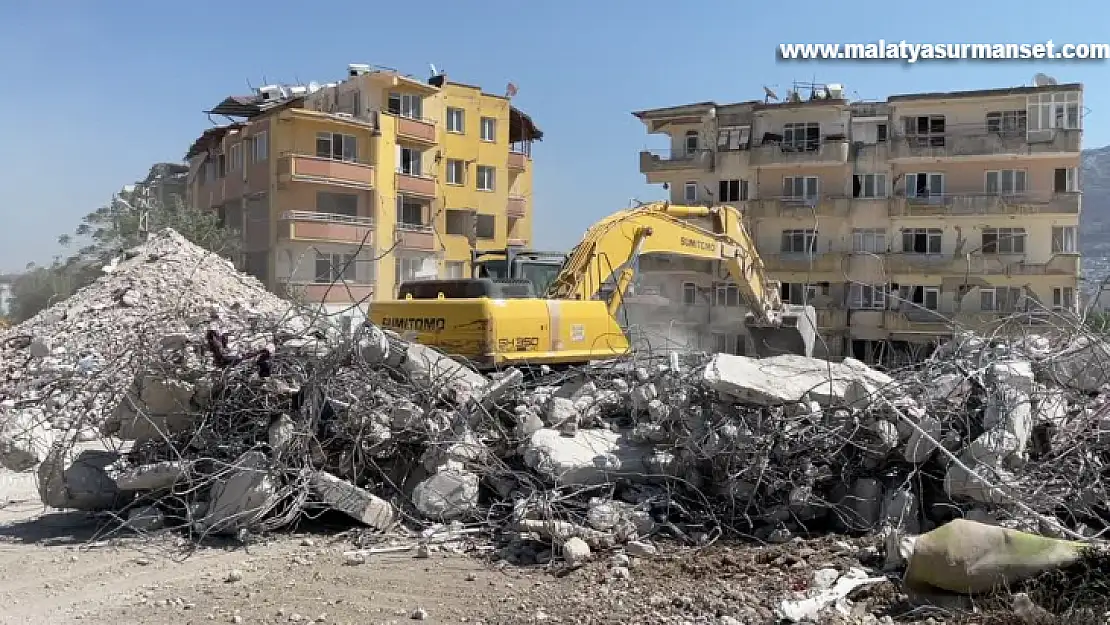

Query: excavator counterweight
(371, 202), (817, 367)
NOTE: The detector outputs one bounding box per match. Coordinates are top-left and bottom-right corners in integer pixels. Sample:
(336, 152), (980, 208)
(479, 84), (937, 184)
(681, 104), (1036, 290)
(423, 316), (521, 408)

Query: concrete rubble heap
(5, 232), (1110, 620)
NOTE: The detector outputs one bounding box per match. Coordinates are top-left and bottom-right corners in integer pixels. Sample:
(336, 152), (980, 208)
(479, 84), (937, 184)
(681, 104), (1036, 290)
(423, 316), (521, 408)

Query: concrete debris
(9, 228), (1110, 619)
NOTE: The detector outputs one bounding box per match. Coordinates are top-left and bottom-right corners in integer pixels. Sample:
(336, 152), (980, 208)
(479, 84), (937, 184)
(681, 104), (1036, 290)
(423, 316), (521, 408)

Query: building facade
(633, 83), (1082, 363)
(186, 64), (541, 325)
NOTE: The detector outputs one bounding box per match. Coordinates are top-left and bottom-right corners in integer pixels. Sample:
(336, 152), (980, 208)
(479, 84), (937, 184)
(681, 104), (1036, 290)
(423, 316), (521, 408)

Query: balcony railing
(890, 129), (1080, 159)
(277, 153), (375, 189)
(888, 192), (1080, 216)
(875, 252), (1080, 277)
(761, 253), (845, 273)
(883, 309), (1058, 334)
(278, 211), (375, 244)
(745, 197), (851, 218)
(638, 149), (712, 174)
(507, 195), (527, 218)
(395, 116), (437, 144)
(282, 280), (376, 304)
(394, 223), (436, 251)
(508, 151), (528, 171)
(395, 170), (437, 197)
(749, 139), (850, 166)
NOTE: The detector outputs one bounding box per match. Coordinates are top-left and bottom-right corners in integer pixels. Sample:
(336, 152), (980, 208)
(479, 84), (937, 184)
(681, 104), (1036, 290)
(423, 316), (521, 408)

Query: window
(475, 214), (496, 239)
(781, 229), (817, 254)
(718, 179), (749, 202)
(476, 165), (495, 191)
(985, 170), (1027, 194)
(980, 287), (1023, 312)
(316, 191), (358, 216)
(387, 92), (423, 119)
(444, 261), (465, 279)
(446, 159), (465, 185)
(713, 282), (740, 307)
(849, 284), (886, 310)
(1053, 287), (1076, 312)
(396, 197), (425, 226)
(903, 115), (946, 147)
(396, 255), (434, 285)
(782, 122), (820, 152)
(251, 131), (268, 162)
(716, 126), (750, 151)
(480, 117), (496, 142)
(852, 228), (887, 253)
(901, 228), (942, 254)
(397, 147), (423, 176)
(683, 181), (698, 202)
(684, 131), (699, 155)
(981, 227), (1026, 254)
(1028, 92), (1081, 131)
(905, 172), (944, 198)
(681, 282), (697, 305)
(228, 143), (242, 172)
(853, 173), (887, 198)
(1054, 167), (1078, 192)
(316, 133), (357, 162)
(782, 176), (819, 199)
(1052, 226), (1077, 253)
(445, 209), (471, 235)
(986, 110), (1027, 135)
(896, 285), (940, 311)
(780, 282), (817, 304)
(446, 107), (465, 133)
(876, 123), (888, 142)
(314, 252), (356, 283)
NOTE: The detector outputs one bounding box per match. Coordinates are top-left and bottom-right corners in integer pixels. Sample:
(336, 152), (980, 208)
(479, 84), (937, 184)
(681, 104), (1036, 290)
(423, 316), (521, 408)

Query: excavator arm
(546, 202), (817, 358)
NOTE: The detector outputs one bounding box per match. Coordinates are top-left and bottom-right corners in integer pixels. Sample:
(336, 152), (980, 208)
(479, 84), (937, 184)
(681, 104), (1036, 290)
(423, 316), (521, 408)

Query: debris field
(4, 229), (1110, 623)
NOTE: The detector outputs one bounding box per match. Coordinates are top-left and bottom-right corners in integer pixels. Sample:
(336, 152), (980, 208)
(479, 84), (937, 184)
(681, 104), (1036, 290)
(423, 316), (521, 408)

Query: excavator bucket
(744, 304), (818, 359)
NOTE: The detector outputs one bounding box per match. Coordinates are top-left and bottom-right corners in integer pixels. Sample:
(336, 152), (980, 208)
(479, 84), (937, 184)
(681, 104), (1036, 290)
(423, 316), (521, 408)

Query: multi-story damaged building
(633, 82), (1082, 363)
(186, 64), (542, 324)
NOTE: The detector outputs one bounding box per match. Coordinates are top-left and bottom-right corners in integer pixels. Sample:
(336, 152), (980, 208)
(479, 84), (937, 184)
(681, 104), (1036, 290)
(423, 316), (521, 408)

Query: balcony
(816, 308), (848, 331)
(890, 129), (1081, 160)
(877, 253), (1080, 277)
(853, 141), (891, 162)
(507, 195), (527, 218)
(888, 192), (1080, 217)
(746, 197), (850, 219)
(507, 238), (527, 247)
(395, 171), (437, 198)
(394, 223), (436, 251)
(277, 154), (375, 190)
(278, 211), (375, 245)
(282, 281), (375, 304)
(508, 151), (528, 171)
(638, 149), (712, 175)
(749, 139), (850, 167)
(883, 309), (1054, 335)
(761, 253), (844, 273)
(396, 116), (437, 144)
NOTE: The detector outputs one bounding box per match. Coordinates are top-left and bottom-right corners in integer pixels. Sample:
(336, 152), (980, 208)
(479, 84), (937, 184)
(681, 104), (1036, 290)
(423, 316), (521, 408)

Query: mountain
(1082, 146), (1110, 290)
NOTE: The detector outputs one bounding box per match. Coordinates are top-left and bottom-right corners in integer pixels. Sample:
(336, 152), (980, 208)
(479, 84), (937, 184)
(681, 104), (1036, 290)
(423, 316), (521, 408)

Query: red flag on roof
(505, 82), (519, 98)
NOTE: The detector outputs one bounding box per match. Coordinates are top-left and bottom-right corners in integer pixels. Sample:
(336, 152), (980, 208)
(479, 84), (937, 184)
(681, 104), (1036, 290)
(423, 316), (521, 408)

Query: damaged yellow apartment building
(634, 82), (1082, 364)
(186, 64), (542, 327)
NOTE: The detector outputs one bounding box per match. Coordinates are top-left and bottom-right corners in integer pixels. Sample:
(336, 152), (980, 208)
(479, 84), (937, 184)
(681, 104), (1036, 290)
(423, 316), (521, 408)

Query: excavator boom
(369, 202), (816, 367)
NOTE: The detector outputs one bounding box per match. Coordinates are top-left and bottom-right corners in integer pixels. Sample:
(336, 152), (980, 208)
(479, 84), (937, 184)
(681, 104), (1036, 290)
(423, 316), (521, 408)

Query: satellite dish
(307, 81), (321, 94)
(429, 63), (438, 76)
(1034, 73), (1058, 86)
(763, 86), (778, 101)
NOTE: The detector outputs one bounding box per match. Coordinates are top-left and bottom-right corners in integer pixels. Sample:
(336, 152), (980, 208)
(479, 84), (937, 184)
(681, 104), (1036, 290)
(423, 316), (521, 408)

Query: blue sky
(1, 0), (1106, 272)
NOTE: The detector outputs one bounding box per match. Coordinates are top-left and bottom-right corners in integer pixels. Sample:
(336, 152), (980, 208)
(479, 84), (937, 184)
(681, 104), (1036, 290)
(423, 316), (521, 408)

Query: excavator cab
(471, 247), (566, 295)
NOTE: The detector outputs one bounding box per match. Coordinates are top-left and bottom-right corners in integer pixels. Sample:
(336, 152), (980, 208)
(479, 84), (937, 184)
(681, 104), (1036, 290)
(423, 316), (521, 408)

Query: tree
(8, 173), (240, 323)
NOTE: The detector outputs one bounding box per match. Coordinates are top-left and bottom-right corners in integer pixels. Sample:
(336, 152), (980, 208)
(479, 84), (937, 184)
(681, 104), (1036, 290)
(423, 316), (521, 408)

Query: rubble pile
(0, 229), (311, 470)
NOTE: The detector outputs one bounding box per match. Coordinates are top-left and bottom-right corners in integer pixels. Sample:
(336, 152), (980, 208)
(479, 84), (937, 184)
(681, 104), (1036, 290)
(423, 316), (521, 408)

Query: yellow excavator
(370, 202), (816, 368)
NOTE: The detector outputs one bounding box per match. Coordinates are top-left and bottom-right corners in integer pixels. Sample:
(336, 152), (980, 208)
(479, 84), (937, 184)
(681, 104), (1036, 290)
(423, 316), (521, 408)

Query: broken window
(314, 252), (356, 283)
(475, 214), (496, 239)
(1052, 226), (1077, 253)
(395, 197), (425, 226)
(780, 282), (817, 304)
(445, 209), (471, 235)
(896, 285), (940, 311)
(681, 282), (697, 305)
(981, 227), (1026, 254)
(853, 173), (887, 198)
(718, 179), (749, 202)
(986, 110), (1027, 135)
(903, 115), (946, 147)
(905, 173), (944, 199)
(684, 131), (699, 155)
(781, 229), (817, 254)
(1053, 287), (1076, 312)
(1028, 92), (1081, 131)
(980, 287), (1023, 312)
(985, 169), (1027, 194)
(901, 228), (942, 254)
(683, 181), (698, 202)
(782, 176), (819, 199)
(316, 191), (358, 217)
(317, 132), (358, 162)
(716, 126), (750, 151)
(388, 92), (423, 119)
(1054, 167), (1078, 192)
(782, 122), (820, 152)
(713, 282), (740, 307)
(397, 147), (422, 176)
(876, 123), (887, 142)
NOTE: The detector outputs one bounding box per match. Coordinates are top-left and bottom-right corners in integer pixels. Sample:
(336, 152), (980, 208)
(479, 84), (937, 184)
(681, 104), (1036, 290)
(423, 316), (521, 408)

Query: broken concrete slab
(702, 354), (899, 406)
(523, 428), (652, 486)
(310, 470), (397, 530)
(195, 451), (278, 535)
(410, 464), (479, 521)
(115, 460), (190, 491)
(37, 447), (125, 511)
(0, 407), (55, 471)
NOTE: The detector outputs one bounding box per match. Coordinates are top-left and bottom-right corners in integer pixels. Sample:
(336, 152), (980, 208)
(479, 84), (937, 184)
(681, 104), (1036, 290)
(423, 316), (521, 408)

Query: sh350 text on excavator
(369, 202), (817, 368)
